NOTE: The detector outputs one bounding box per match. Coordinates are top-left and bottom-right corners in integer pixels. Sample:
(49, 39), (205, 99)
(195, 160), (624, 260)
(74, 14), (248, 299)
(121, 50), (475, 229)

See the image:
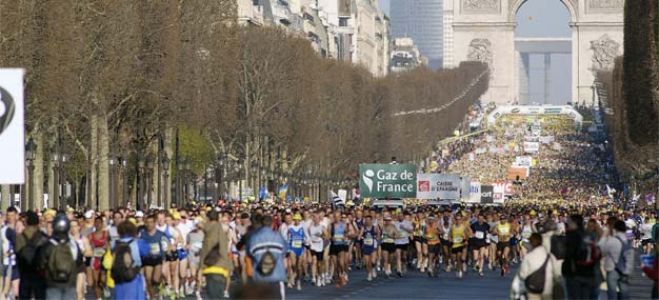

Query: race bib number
(499, 227), (510, 236)
(292, 240), (303, 248)
(333, 234), (344, 242)
(453, 236), (464, 244)
(150, 243), (160, 256)
(383, 238), (394, 244)
(93, 248), (105, 257)
(475, 231), (485, 239)
(364, 237), (374, 246)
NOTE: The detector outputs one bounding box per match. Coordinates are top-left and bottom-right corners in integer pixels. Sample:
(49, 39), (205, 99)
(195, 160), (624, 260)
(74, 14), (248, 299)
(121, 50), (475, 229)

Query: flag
(331, 190), (344, 207)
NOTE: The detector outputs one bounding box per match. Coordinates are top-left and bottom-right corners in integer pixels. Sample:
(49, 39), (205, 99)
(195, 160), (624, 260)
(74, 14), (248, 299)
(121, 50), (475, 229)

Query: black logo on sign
(0, 87), (15, 136)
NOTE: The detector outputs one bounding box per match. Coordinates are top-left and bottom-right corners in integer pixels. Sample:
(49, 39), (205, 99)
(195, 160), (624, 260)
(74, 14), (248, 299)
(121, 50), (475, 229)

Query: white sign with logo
(465, 181), (481, 204)
(539, 136), (555, 144)
(493, 183), (506, 204)
(0, 69), (25, 184)
(514, 156), (533, 167)
(416, 173), (461, 200)
(523, 141), (540, 154)
(338, 189), (348, 201)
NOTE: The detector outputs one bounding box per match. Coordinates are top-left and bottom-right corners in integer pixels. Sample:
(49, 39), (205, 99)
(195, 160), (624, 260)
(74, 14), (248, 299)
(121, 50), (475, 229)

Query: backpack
(575, 235), (601, 267)
(111, 240), (139, 283)
(47, 240), (77, 283)
(550, 235), (566, 260)
(18, 232), (46, 269)
(612, 236), (633, 276)
(525, 255), (550, 294)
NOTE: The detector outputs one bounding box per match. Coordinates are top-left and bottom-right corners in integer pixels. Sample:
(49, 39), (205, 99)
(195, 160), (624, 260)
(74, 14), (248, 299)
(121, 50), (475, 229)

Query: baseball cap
(84, 210), (94, 219)
(293, 213), (302, 221)
(135, 211), (144, 218)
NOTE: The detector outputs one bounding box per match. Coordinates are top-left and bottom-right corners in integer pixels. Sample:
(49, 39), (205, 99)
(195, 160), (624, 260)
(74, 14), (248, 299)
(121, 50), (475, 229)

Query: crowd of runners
(0, 105), (656, 300)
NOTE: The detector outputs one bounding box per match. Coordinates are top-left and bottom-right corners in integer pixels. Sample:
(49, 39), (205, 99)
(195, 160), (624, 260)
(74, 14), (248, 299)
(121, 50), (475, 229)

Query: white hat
(135, 211), (144, 218)
(84, 210), (94, 219)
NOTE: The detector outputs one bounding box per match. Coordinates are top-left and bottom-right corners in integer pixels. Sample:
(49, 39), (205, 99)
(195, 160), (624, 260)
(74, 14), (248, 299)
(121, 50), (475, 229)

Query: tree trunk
(90, 110), (99, 209)
(97, 113), (110, 211)
(0, 185), (9, 210)
(34, 130), (45, 209)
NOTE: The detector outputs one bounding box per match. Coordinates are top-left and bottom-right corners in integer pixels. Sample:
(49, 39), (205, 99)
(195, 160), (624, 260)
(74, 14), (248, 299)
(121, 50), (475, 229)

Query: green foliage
(179, 127), (214, 175)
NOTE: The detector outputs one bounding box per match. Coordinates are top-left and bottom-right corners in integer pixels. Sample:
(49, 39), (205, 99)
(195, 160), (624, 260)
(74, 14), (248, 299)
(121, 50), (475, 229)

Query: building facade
(390, 0), (443, 69)
(239, 0), (389, 76)
(390, 37), (426, 73)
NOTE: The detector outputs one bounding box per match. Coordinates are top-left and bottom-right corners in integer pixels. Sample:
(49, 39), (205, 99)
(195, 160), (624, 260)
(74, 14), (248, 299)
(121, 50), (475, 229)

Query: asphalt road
(285, 260), (654, 300)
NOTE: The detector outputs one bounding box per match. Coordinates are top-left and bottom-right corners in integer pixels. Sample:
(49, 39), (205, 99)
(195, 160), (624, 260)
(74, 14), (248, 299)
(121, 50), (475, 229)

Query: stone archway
(443, 0), (624, 106)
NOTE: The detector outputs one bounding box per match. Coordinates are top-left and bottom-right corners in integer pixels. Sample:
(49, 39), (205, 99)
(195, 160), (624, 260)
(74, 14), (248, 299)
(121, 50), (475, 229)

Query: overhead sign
(359, 164), (417, 198)
(416, 173), (460, 200)
(480, 185), (494, 204)
(487, 105), (583, 129)
(0, 69), (25, 184)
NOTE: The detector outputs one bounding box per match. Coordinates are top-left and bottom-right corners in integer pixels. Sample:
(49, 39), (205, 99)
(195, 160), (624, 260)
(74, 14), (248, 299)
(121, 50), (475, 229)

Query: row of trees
(598, 0), (659, 203)
(0, 1), (488, 210)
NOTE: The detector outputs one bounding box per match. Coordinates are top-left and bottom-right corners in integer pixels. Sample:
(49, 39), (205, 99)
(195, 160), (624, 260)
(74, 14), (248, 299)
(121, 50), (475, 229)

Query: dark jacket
(562, 228), (597, 278)
(15, 226), (48, 274)
(36, 237), (84, 288)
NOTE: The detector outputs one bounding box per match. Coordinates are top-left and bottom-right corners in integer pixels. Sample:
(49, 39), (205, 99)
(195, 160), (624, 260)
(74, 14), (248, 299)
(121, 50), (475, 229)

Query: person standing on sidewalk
(15, 211), (47, 300)
(562, 214), (599, 300)
(599, 220), (633, 300)
(246, 215), (287, 299)
(199, 209), (232, 299)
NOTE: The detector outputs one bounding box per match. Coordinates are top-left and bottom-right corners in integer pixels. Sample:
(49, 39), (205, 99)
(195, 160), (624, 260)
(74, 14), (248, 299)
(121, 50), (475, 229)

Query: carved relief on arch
(586, 0), (624, 14)
(590, 34), (620, 73)
(462, 0), (501, 13)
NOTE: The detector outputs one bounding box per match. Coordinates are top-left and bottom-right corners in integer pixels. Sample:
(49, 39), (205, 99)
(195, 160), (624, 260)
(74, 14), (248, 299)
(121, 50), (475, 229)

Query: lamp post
(137, 152), (145, 210)
(161, 153), (170, 208)
(25, 138), (36, 210)
(236, 158), (243, 201)
(51, 148), (69, 210)
(120, 157), (128, 207)
(109, 154), (117, 209)
(146, 155), (154, 208)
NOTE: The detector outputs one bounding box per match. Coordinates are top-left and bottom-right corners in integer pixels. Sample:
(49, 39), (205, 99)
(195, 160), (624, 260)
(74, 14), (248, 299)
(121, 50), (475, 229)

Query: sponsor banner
(480, 185), (493, 204)
(507, 166), (530, 180)
(466, 181), (481, 204)
(539, 136), (555, 144)
(416, 173), (461, 200)
(359, 164), (417, 198)
(338, 189), (348, 201)
(514, 156), (533, 167)
(460, 177), (471, 200)
(523, 141), (540, 154)
(493, 183), (506, 204)
(0, 69), (25, 184)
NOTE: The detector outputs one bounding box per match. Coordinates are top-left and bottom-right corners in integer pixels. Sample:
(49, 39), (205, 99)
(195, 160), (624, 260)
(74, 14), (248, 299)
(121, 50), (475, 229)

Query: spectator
(599, 220), (632, 300)
(246, 215), (287, 299)
(37, 213), (83, 300)
(518, 233), (555, 300)
(199, 210), (232, 299)
(15, 210), (47, 299)
(562, 214), (599, 300)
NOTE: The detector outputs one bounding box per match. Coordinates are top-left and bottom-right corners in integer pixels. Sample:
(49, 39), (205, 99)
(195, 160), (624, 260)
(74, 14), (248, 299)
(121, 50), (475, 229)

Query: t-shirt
(247, 227), (287, 283)
(395, 220), (412, 245)
(139, 229), (167, 258)
(308, 224), (325, 252)
(187, 230), (204, 255)
(470, 222), (490, 241)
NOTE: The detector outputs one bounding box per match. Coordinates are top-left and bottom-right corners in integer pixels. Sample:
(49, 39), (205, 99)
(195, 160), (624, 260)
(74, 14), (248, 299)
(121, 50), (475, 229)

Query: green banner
(359, 164), (417, 198)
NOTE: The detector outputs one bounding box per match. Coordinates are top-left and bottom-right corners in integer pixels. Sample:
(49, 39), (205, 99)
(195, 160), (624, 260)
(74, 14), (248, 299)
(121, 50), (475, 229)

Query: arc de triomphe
(443, 0), (624, 105)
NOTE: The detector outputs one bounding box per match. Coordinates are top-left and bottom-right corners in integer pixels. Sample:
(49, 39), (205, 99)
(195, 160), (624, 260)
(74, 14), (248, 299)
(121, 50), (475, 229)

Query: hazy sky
(381, 0), (572, 103)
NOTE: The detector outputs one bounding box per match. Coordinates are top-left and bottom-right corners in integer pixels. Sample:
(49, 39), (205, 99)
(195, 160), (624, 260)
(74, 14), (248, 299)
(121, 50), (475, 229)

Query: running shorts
(497, 241), (509, 252)
(414, 236), (427, 244)
(329, 244), (348, 256)
(142, 255), (163, 267)
(395, 243), (409, 251)
(381, 242), (396, 253)
(451, 246), (465, 254)
(311, 250), (324, 261)
(428, 244), (441, 255)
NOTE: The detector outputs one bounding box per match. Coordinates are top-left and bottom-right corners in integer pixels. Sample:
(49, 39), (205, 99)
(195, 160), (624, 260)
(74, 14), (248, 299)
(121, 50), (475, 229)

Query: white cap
(84, 210), (94, 219)
(135, 211), (144, 218)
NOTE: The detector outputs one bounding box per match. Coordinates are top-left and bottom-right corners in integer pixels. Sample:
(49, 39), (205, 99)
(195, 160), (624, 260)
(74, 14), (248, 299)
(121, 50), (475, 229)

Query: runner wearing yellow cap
(287, 213), (305, 290)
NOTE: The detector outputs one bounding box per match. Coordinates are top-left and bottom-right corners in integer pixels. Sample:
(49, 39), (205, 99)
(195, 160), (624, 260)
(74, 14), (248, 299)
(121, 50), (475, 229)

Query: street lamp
(146, 155), (154, 208)
(25, 138), (36, 210)
(120, 156), (128, 207)
(161, 153), (170, 208)
(109, 154), (117, 209)
(137, 152), (145, 210)
(51, 146), (69, 210)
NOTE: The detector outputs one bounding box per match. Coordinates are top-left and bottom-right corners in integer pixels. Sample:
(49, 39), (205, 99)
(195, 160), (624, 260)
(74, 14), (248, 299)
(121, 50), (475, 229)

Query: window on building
(339, 17), (348, 27)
